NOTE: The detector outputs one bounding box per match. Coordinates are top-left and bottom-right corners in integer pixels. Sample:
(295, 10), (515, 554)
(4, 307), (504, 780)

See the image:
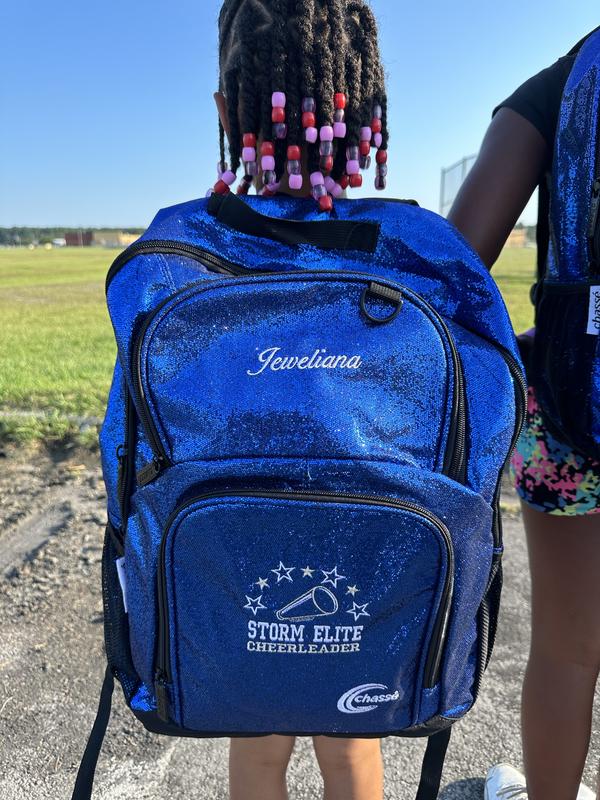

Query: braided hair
(216, 0), (389, 207)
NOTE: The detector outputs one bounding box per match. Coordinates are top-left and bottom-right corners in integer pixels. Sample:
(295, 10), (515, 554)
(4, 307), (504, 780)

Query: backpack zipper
(154, 489), (455, 722)
(116, 243), (467, 487)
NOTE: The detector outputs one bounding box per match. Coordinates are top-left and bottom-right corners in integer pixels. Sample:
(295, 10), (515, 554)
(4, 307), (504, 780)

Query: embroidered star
(346, 601), (370, 621)
(346, 585), (359, 596)
(301, 566), (315, 578)
(321, 566), (347, 588)
(271, 561), (295, 583)
(255, 577), (270, 590)
(244, 595), (267, 616)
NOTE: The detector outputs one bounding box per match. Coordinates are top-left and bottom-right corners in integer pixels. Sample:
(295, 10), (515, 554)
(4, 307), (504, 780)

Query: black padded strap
(207, 191), (380, 253)
(71, 666), (114, 800)
(415, 728), (451, 800)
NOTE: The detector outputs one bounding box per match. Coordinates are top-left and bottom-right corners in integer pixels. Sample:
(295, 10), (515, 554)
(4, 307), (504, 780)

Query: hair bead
(310, 171), (325, 186)
(375, 175), (386, 190)
(302, 97), (316, 113)
(359, 154), (371, 170)
(287, 158), (302, 174)
(214, 178), (229, 195)
(305, 126), (318, 143)
(287, 145), (301, 161)
(242, 146), (256, 162)
(263, 169), (276, 185)
(221, 170), (236, 185)
(333, 122), (346, 138)
(272, 106), (286, 123)
(320, 155), (334, 172)
(373, 132), (383, 148)
(289, 173), (303, 190)
(349, 173), (362, 188)
(261, 155), (276, 171)
(272, 91), (286, 108)
(273, 122), (288, 139)
(318, 194), (333, 212)
(359, 140), (370, 156)
(260, 141), (275, 156)
(376, 149), (387, 164)
(320, 125), (334, 142)
(371, 117), (382, 133)
(242, 133), (256, 148)
(346, 159), (360, 175)
(334, 92), (346, 109)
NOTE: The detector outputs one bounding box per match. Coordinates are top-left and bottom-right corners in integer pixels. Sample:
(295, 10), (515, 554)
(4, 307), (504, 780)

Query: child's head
(214, 0), (389, 210)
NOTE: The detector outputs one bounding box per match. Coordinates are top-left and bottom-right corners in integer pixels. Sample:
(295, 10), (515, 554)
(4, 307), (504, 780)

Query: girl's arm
(448, 107), (549, 269)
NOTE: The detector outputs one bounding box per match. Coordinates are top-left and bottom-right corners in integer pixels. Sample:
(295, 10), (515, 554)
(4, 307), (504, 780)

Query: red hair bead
(359, 141), (371, 156)
(260, 141), (275, 156)
(339, 174), (350, 190)
(302, 111), (316, 128)
(319, 194), (333, 212)
(349, 173), (362, 188)
(320, 155), (334, 172)
(272, 107), (286, 124)
(334, 93), (346, 109)
(376, 149), (388, 164)
(371, 118), (382, 133)
(243, 133), (256, 147)
(214, 179), (229, 195)
(287, 145), (301, 161)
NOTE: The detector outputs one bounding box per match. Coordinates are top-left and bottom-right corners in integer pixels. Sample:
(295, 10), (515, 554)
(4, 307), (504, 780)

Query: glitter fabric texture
(100, 194), (524, 738)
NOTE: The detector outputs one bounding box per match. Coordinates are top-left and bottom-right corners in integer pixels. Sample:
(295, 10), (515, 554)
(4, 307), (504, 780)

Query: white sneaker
(484, 763), (596, 800)
(577, 782), (596, 800)
(484, 764), (527, 799)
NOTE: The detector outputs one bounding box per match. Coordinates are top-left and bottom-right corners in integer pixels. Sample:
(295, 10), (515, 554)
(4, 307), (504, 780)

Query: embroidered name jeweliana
(247, 347), (362, 376)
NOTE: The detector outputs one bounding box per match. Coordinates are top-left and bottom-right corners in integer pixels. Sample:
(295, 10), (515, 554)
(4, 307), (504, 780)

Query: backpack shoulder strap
(415, 728), (452, 800)
(70, 666), (114, 800)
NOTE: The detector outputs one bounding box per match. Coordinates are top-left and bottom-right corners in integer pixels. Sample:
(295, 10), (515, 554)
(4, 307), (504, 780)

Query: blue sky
(1, 0), (598, 227)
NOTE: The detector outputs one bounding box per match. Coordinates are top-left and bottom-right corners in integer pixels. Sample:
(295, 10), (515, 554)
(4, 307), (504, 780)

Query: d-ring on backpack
(71, 192), (525, 799)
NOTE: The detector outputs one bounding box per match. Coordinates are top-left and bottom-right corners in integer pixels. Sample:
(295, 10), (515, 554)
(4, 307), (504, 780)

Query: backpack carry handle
(207, 191), (380, 253)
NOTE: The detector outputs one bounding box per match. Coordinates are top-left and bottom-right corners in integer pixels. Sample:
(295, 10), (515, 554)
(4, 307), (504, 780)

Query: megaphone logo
(276, 585), (339, 622)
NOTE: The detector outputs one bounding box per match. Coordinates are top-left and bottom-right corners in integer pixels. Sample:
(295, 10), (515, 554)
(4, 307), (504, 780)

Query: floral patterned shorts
(510, 387), (600, 515)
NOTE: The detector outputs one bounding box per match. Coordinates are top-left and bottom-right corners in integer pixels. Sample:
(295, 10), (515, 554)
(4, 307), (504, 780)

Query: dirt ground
(1, 445), (599, 799)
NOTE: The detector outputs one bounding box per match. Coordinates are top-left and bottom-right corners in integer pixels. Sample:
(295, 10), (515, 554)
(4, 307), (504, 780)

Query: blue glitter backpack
(72, 193), (525, 800)
(531, 29), (600, 458)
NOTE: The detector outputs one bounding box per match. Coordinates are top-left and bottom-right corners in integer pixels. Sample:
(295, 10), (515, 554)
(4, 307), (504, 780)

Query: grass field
(0, 245), (537, 445)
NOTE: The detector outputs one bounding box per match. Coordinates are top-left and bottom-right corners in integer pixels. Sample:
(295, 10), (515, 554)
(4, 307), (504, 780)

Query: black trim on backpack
(207, 191), (381, 253)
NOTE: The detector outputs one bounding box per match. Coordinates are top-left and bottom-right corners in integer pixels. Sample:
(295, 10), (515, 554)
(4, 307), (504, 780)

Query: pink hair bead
(330, 181), (344, 198)
(305, 126), (318, 144)
(261, 155), (275, 171)
(324, 176), (336, 193)
(221, 170), (236, 185)
(271, 91), (286, 108)
(333, 122), (347, 138)
(360, 126), (371, 141)
(268, 181), (281, 192)
(310, 171), (325, 186)
(346, 160), (360, 175)
(373, 132), (383, 148)
(320, 125), (334, 142)
(242, 147), (256, 162)
(289, 174), (303, 190)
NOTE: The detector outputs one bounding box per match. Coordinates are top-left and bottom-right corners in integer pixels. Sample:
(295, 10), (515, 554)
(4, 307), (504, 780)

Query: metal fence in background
(439, 154), (477, 217)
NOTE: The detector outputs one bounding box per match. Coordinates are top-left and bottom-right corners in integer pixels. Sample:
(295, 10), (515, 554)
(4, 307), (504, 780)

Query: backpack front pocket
(154, 490), (453, 735)
(132, 273), (466, 485)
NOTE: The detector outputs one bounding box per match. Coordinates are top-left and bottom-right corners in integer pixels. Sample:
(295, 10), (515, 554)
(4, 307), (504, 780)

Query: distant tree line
(0, 227), (145, 246)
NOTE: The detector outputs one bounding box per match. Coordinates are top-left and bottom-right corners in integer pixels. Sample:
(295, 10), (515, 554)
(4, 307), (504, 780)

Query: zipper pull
(155, 670), (171, 722)
(137, 456), (165, 487)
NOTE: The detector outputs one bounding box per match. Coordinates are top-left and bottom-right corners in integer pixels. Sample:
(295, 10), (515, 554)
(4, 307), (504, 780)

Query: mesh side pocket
(102, 523), (140, 703)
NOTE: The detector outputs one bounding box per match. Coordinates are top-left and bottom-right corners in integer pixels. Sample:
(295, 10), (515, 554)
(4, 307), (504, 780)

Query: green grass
(0, 248), (116, 445)
(0, 245), (537, 446)
(492, 247), (537, 334)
